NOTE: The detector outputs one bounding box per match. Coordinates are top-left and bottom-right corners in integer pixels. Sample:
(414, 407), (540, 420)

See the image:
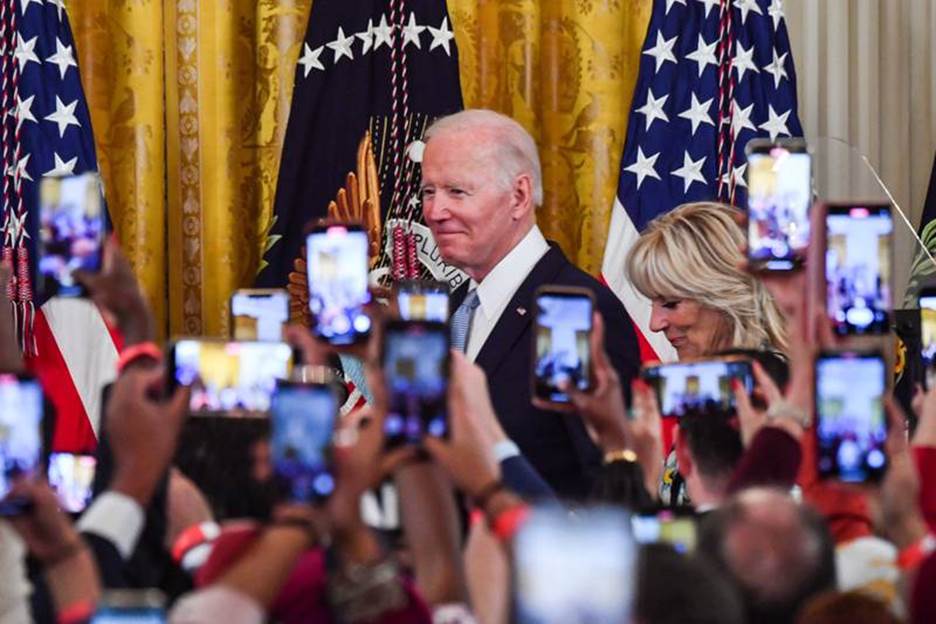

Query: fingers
(421, 435), (450, 469)
(751, 360), (782, 405)
(883, 395), (909, 456)
(284, 324), (329, 366)
(633, 378), (662, 428)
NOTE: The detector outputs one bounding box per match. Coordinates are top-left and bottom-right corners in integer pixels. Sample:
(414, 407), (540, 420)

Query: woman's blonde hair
(625, 201), (788, 352)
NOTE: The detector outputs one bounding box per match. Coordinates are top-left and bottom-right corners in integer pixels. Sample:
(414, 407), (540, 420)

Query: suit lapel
(475, 245), (567, 375)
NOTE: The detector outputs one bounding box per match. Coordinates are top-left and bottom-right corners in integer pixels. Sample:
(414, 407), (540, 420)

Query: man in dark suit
(420, 109), (640, 500)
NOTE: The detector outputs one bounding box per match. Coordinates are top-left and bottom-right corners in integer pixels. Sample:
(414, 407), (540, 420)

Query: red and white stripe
(26, 299), (120, 451)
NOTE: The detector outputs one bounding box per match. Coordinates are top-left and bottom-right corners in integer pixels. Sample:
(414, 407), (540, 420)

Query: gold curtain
(67, 0), (650, 338)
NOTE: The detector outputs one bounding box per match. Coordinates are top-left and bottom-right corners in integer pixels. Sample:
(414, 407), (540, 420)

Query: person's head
(421, 109), (542, 281)
(698, 488), (837, 624)
(626, 202), (787, 359)
(796, 591), (899, 624)
(635, 543), (744, 624)
(675, 411), (743, 510)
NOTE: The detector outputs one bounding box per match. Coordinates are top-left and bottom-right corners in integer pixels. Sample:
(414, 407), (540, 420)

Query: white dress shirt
(465, 225), (549, 361)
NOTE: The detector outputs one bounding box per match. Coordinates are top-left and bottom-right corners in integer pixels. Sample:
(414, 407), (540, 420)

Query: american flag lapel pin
(516, 306), (527, 316)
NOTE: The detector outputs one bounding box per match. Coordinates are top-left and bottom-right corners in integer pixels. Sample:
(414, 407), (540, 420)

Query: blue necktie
(450, 289), (480, 352)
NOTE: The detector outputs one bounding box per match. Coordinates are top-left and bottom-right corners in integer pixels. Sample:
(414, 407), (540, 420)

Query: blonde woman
(626, 201), (788, 358)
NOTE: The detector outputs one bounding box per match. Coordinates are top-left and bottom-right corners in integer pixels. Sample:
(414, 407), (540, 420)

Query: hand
(557, 313), (630, 451)
(628, 378), (665, 496)
(877, 397), (926, 548)
(74, 238), (155, 345)
(733, 360), (804, 447)
(107, 366), (191, 505)
(423, 352), (503, 499)
(7, 480), (84, 565)
(913, 383), (936, 448)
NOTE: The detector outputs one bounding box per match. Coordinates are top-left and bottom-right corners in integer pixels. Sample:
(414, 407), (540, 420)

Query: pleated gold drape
(67, 0), (650, 339)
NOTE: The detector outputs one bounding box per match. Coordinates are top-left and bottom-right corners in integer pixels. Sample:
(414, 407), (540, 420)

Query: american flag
(602, 0), (803, 361)
(1, 0), (117, 451)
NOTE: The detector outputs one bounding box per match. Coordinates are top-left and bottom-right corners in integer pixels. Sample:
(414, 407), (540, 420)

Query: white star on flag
(665, 0), (687, 14)
(357, 19), (375, 55)
(671, 151), (707, 192)
(327, 26), (355, 63)
(720, 162), (748, 189)
(696, 0), (720, 17)
(734, 0), (763, 25)
(46, 37), (77, 79)
(7, 153), (32, 183)
(768, 0), (785, 30)
(20, 0), (42, 14)
(298, 43), (324, 77)
(373, 15), (394, 50)
(48, 0), (65, 20)
(678, 93), (714, 135)
(624, 147), (661, 189)
(14, 94), (36, 131)
(401, 12), (425, 50)
(642, 31), (678, 72)
(44, 95), (81, 137)
(759, 104), (791, 141)
(763, 49), (788, 88)
(428, 17), (455, 56)
(733, 42), (760, 81)
(685, 34), (718, 77)
(731, 101), (757, 138)
(43, 152), (78, 177)
(636, 89), (669, 130)
(14, 33), (40, 68)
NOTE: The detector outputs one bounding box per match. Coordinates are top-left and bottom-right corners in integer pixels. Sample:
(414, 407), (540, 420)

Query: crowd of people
(1, 109), (935, 623)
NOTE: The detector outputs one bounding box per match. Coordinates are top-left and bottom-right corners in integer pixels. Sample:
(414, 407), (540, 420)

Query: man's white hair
(424, 109), (544, 207)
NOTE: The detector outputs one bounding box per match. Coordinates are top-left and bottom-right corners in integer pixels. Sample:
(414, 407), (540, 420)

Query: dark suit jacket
(452, 243), (640, 500)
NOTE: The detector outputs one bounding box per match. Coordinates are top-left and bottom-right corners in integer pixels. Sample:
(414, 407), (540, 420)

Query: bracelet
(473, 479), (506, 510)
(897, 533), (936, 570)
(603, 448), (638, 465)
(117, 341), (162, 374)
(766, 400), (811, 428)
(171, 521), (220, 565)
(490, 504), (530, 542)
(57, 600), (95, 624)
(327, 556), (407, 623)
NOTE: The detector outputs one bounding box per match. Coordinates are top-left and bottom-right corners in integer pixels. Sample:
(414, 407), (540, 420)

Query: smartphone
(631, 512), (697, 554)
(397, 280), (449, 322)
(920, 287), (936, 388)
(91, 589), (166, 623)
(0, 374), (44, 515)
(825, 203), (893, 335)
(270, 382), (337, 503)
(745, 138), (812, 271)
(513, 506), (636, 624)
(48, 452), (96, 514)
(168, 339), (294, 416)
(815, 351), (888, 483)
(640, 358), (754, 419)
(230, 288), (289, 341)
(382, 321), (449, 446)
(306, 223), (372, 345)
(37, 172), (107, 298)
(531, 286), (594, 405)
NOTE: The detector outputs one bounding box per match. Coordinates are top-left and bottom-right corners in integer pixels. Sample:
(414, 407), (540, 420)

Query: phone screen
(306, 225), (372, 344)
(38, 172), (106, 298)
(171, 340), (293, 415)
(631, 513), (697, 554)
(825, 204), (893, 335)
(920, 294), (936, 387)
(271, 383), (337, 502)
(397, 281), (449, 322)
(533, 292), (593, 404)
(641, 359), (753, 419)
(91, 608), (165, 623)
(231, 290), (289, 341)
(48, 453), (96, 513)
(383, 322), (449, 446)
(816, 352), (887, 483)
(0, 375), (43, 508)
(514, 507), (635, 624)
(746, 143), (811, 271)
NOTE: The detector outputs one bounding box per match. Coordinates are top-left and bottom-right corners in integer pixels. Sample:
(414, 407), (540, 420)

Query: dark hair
(635, 543), (744, 624)
(697, 490), (838, 624)
(590, 459), (656, 513)
(678, 410), (743, 483)
(796, 591), (899, 624)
